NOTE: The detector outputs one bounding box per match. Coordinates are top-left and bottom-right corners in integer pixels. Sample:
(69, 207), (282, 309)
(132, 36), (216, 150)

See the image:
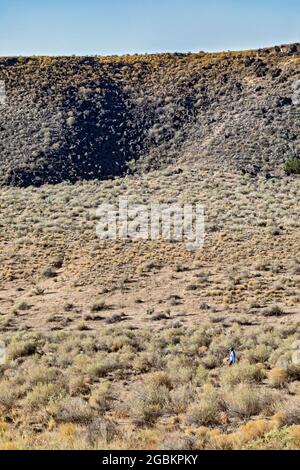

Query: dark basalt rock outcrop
(0, 43), (299, 186)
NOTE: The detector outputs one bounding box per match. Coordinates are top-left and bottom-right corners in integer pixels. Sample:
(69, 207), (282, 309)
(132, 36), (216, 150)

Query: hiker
(229, 347), (237, 366)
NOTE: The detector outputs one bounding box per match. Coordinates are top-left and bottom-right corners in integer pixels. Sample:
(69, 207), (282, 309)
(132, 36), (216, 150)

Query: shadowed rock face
(2, 79), (141, 186)
(0, 44), (299, 187)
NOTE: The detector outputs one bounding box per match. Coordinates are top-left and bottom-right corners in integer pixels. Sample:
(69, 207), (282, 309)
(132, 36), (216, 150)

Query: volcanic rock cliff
(0, 43), (299, 186)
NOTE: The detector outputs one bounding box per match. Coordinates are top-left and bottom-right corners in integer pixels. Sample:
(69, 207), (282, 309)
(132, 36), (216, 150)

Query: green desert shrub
(284, 157), (300, 175)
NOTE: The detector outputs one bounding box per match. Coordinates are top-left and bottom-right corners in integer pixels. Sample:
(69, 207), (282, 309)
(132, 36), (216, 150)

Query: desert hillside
(0, 44), (299, 451)
(0, 43), (300, 186)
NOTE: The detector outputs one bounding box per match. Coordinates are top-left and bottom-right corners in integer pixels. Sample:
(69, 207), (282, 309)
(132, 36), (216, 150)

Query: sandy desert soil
(0, 161), (299, 332)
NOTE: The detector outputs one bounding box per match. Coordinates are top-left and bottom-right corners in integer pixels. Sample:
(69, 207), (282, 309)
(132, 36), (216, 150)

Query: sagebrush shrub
(56, 397), (93, 424)
(221, 362), (265, 386)
(222, 384), (273, 418)
(186, 386), (221, 426)
(0, 380), (19, 409)
(89, 381), (112, 413)
(24, 383), (61, 411)
(284, 158), (300, 175)
(7, 339), (37, 361)
(129, 372), (172, 423)
(278, 397), (300, 425)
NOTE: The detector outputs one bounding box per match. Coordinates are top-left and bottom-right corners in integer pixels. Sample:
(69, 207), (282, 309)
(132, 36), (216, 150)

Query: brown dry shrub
(239, 419), (275, 441)
(289, 425), (300, 448)
(59, 423), (78, 440)
(268, 368), (289, 388)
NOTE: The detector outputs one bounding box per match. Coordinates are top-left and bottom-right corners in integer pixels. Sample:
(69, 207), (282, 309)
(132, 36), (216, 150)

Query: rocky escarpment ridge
(0, 43), (299, 186)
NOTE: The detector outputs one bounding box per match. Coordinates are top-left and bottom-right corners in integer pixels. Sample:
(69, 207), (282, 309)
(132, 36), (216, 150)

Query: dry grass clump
(21, 360), (63, 387)
(165, 356), (194, 385)
(132, 353), (152, 373)
(239, 419), (275, 442)
(289, 425), (300, 448)
(225, 420), (272, 449)
(142, 370), (172, 391)
(201, 354), (219, 370)
(193, 365), (209, 386)
(58, 423), (79, 440)
(267, 368), (289, 388)
(68, 374), (89, 396)
(206, 418), (276, 450)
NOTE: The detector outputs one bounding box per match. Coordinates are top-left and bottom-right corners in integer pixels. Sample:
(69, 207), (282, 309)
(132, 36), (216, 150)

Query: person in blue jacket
(229, 347), (237, 366)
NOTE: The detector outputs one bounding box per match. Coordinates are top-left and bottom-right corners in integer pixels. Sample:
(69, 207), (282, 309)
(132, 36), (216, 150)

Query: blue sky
(0, 0), (299, 56)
